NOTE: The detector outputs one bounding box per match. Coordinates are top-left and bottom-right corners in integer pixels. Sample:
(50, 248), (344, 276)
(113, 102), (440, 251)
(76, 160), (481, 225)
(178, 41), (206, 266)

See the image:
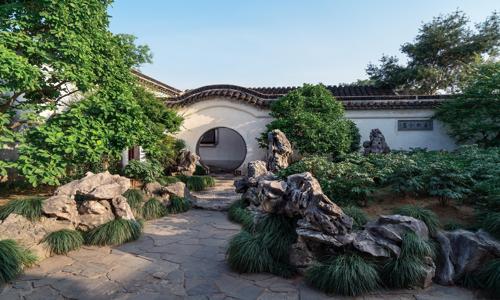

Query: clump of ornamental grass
(226, 214), (297, 278)
(42, 229), (84, 255)
(392, 205), (440, 236)
(142, 198), (168, 220)
(305, 253), (380, 296)
(167, 196), (190, 214)
(0, 197), (44, 221)
(342, 206), (368, 229)
(381, 232), (433, 289)
(479, 212), (500, 239)
(84, 219), (142, 246)
(228, 199), (254, 230)
(0, 239), (37, 283)
(123, 189), (144, 218)
(178, 175), (216, 191)
(157, 176), (181, 185)
(476, 258), (500, 296)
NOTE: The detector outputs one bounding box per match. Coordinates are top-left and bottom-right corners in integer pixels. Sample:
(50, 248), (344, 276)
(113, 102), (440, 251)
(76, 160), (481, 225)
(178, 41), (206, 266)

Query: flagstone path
(0, 177), (482, 300)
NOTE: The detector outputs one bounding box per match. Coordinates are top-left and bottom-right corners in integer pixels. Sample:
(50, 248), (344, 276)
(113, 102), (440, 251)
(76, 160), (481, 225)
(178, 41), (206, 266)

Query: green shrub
(443, 221), (465, 231)
(227, 214), (297, 277)
(305, 253), (380, 296)
(392, 205), (440, 236)
(476, 258), (500, 296)
(122, 189), (144, 218)
(167, 196), (190, 214)
(157, 176), (180, 185)
(42, 229), (83, 255)
(228, 199), (254, 230)
(123, 160), (163, 183)
(0, 239), (37, 283)
(142, 198), (168, 220)
(84, 219), (142, 246)
(0, 197), (44, 221)
(347, 120), (361, 152)
(342, 206), (368, 229)
(178, 175), (216, 191)
(193, 164), (208, 175)
(381, 232), (432, 289)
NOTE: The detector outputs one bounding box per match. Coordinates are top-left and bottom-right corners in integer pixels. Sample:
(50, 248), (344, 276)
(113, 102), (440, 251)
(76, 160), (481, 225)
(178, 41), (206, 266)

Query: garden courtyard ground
(0, 178), (484, 300)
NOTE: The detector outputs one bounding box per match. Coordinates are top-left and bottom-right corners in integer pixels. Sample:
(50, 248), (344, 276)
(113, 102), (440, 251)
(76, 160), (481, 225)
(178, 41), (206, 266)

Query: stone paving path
(191, 175), (241, 211)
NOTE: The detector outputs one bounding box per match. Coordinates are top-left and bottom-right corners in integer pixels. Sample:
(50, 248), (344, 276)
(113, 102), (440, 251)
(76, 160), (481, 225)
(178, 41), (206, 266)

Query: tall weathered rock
(176, 150), (199, 176)
(267, 129), (293, 172)
(363, 128), (390, 155)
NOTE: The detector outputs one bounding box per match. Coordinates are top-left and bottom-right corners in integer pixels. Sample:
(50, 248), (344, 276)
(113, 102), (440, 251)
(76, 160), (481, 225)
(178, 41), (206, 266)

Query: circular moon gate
(196, 127), (247, 173)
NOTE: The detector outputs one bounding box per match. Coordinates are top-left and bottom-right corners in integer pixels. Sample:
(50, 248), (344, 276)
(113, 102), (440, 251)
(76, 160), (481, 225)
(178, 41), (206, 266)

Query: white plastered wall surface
(174, 98), (273, 174)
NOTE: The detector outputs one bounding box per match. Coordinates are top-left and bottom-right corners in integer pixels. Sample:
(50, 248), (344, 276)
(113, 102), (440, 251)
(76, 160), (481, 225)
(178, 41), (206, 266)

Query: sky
(108, 0), (499, 90)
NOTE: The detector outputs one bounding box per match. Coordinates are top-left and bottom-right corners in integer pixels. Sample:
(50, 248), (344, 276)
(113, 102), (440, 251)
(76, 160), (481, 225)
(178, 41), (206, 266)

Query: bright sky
(109, 0), (499, 90)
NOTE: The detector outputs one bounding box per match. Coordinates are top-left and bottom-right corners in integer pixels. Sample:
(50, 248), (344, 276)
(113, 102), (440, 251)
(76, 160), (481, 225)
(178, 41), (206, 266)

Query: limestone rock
(234, 160), (274, 193)
(0, 214), (73, 259)
(363, 128), (390, 155)
(143, 182), (164, 197)
(54, 171), (130, 198)
(289, 237), (315, 274)
(256, 180), (287, 213)
(176, 150), (199, 176)
(434, 231), (455, 285)
(285, 172), (353, 236)
(266, 130), (293, 172)
(87, 182), (126, 200)
(164, 181), (189, 199)
(77, 200), (115, 231)
(42, 195), (80, 225)
(420, 256), (436, 289)
(440, 229), (500, 281)
(111, 196), (135, 220)
(248, 160), (269, 179)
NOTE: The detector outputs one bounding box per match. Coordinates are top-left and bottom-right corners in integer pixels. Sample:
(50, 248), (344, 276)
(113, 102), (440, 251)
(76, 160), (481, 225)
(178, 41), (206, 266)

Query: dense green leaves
(367, 11), (500, 94)
(260, 84), (354, 157)
(436, 62), (500, 147)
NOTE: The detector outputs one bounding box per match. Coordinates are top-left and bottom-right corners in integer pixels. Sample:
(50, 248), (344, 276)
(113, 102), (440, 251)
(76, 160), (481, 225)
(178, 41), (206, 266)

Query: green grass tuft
(227, 230), (274, 273)
(0, 197), (44, 221)
(177, 175), (216, 191)
(256, 214), (297, 263)
(84, 219), (142, 246)
(123, 189), (144, 218)
(142, 198), (168, 220)
(479, 212), (500, 239)
(342, 206), (368, 229)
(157, 176), (181, 185)
(381, 232), (433, 289)
(0, 239), (37, 284)
(476, 258), (500, 296)
(167, 196), (190, 214)
(228, 199), (254, 230)
(42, 229), (83, 255)
(305, 253), (380, 296)
(392, 205), (440, 236)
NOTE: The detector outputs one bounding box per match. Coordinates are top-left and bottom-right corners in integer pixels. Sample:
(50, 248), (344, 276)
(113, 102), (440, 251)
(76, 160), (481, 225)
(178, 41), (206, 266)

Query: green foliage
(142, 198), (168, 220)
(1, 0), (182, 186)
(424, 159), (473, 206)
(347, 120), (361, 152)
(228, 199), (254, 230)
(123, 189), (144, 218)
(0, 197), (44, 221)
(157, 176), (181, 185)
(0, 239), (37, 284)
(194, 165), (208, 175)
(342, 206), (368, 229)
(367, 11), (500, 94)
(476, 259), (500, 296)
(42, 229), (83, 255)
(436, 62), (500, 147)
(382, 232), (433, 289)
(84, 219), (142, 246)
(260, 84), (352, 157)
(124, 160), (163, 183)
(147, 135), (185, 174)
(178, 175), (216, 191)
(227, 214), (297, 278)
(392, 205), (440, 236)
(305, 253), (380, 296)
(167, 196), (190, 214)
(478, 212), (500, 239)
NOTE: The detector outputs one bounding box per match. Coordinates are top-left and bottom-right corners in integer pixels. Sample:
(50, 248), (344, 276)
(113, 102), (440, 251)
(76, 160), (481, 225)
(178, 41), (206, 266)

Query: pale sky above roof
(109, 0), (499, 90)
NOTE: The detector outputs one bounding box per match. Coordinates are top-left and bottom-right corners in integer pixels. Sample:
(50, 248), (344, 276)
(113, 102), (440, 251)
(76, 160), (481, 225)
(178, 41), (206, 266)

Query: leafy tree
(0, 0), (182, 186)
(366, 11), (500, 94)
(435, 62), (500, 147)
(260, 84), (352, 157)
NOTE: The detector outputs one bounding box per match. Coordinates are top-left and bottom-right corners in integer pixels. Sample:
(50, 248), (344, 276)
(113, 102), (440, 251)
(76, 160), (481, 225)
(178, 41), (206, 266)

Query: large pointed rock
(77, 200), (115, 231)
(42, 195), (80, 225)
(267, 129), (293, 172)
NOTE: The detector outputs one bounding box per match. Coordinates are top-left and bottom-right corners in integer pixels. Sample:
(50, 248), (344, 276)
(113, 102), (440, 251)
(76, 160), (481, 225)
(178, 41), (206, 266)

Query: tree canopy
(260, 84), (355, 157)
(0, 0), (182, 185)
(366, 11), (500, 94)
(435, 61), (500, 148)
